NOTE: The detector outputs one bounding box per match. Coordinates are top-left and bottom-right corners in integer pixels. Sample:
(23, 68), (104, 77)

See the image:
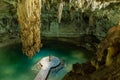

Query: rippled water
(0, 41), (93, 80)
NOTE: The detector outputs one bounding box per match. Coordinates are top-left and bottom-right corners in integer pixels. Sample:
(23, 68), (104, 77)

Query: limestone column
(17, 0), (42, 57)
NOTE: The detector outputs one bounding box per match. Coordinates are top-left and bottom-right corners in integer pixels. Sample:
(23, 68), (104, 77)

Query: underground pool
(0, 41), (93, 80)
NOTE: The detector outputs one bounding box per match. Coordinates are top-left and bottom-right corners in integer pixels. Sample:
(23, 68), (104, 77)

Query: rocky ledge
(0, 32), (20, 48)
(63, 61), (120, 80)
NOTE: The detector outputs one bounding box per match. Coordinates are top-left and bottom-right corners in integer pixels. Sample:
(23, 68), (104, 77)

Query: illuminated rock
(17, 0), (42, 57)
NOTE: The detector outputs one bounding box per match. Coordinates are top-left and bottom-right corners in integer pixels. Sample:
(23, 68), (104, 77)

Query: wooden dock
(34, 56), (61, 80)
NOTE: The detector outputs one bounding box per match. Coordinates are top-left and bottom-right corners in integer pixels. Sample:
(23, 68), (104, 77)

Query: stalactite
(17, 0), (42, 57)
(57, 1), (64, 23)
(69, 6), (75, 20)
(67, 0), (119, 12)
(69, 0), (72, 10)
(47, 1), (50, 10)
(42, 0), (46, 5)
(74, 0), (83, 11)
(89, 13), (94, 27)
(51, 0), (53, 3)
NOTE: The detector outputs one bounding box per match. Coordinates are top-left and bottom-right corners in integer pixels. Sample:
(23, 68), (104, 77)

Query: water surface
(0, 41), (93, 80)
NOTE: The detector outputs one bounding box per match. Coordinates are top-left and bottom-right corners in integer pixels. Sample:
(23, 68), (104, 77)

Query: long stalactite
(17, 0), (42, 57)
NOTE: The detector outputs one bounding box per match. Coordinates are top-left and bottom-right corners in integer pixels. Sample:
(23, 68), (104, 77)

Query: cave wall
(0, 0), (120, 41)
(0, 1), (18, 33)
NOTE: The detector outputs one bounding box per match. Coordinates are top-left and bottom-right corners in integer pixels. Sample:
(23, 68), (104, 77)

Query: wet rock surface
(0, 33), (20, 48)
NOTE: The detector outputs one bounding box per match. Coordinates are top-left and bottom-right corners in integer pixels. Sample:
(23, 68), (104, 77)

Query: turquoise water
(0, 41), (93, 80)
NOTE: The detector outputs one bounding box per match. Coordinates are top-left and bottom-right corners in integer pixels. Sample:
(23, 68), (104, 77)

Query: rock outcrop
(96, 25), (120, 66)
(63, 25), (120, 80)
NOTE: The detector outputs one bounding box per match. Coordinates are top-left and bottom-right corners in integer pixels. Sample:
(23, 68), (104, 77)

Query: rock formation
(63, 24), (120, 80)
(17, 0), (42, 57)
(96, 25), (120, 66)
(0, 0), (120, 56)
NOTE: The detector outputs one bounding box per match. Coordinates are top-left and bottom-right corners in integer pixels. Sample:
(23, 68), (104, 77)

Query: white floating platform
(34, 56), (61, 80)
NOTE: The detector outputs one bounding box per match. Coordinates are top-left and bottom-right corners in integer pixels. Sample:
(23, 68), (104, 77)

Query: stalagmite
(17, 0), (42, 57)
